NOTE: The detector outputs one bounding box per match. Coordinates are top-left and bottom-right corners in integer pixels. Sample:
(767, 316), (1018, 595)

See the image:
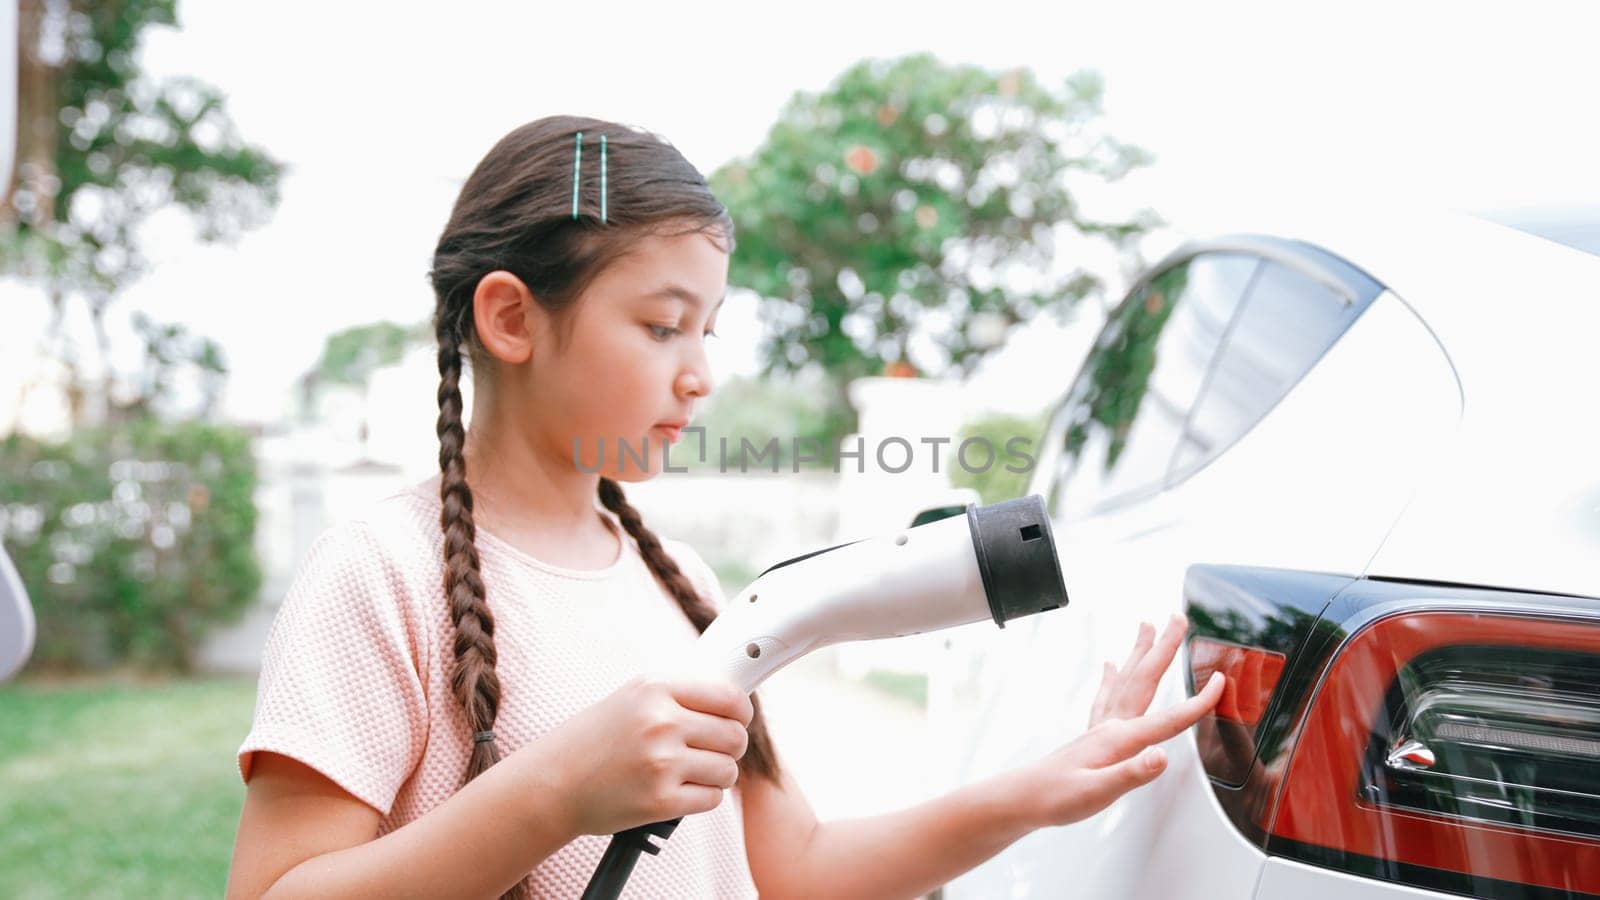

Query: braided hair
(428, 116), (780, 898)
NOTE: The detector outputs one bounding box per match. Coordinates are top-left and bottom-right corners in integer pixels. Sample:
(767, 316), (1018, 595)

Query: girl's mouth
(652, 425), (682, 443)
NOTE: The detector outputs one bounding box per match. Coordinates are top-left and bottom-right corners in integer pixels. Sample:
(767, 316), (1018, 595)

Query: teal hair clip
(571, 132), (583, 219)
(571, 131), (608, 224)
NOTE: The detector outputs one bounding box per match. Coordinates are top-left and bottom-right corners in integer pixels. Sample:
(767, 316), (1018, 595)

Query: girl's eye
(649, 324), (718, 341)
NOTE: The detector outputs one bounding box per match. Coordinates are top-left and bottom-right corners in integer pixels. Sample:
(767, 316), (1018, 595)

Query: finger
(1121, 672), (1226, 747)
(670, 679), (755, 727)
(675, 782), (726, 816)
(1114, 614), (1189, 717)
(1117, 621), (1156, 676)
(1080, 746), (1168, 810)
(682, 710), (750, 759)
(1089, 661), (1118, 727)
(680, 747), (741, 789)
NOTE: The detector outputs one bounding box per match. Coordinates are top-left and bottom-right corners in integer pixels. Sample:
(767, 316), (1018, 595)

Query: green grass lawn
(0, 676), (258, 899)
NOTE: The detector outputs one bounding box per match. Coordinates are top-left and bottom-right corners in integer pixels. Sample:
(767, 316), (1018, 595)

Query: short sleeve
(237, 521), (429, 815)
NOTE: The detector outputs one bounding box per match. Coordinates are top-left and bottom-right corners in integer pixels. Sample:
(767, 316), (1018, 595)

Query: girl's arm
(227, 747), (577, 900)
(741, 615), (1225, 900)
(740, 753), (1043, 900)
(228, 675), (754, 900)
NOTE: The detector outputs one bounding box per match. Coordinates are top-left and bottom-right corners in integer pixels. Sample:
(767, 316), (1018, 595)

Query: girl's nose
(676, 350), (714, 399)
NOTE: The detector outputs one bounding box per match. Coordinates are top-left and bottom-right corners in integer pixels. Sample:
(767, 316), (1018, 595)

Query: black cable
(579, 817), (682, 900)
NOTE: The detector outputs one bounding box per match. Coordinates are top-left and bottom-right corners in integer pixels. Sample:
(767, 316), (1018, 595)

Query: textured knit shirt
(237, 481), (759, 898)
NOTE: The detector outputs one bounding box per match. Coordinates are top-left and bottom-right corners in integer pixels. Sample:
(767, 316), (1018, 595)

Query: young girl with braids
(225, 115), (1225, 900)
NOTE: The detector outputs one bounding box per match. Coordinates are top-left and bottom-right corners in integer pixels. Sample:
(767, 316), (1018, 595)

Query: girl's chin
(602, 466), (663, 484)
(571, 433), (677, 482)
(600, 447), (675, 483)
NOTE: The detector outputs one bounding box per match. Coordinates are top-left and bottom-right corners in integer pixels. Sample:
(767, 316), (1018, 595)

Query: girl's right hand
(523, 674), (754, 836)
(1015, 615), (1224, 828)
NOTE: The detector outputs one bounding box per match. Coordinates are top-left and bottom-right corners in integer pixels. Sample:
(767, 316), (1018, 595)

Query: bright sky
(6, 0), (1598, 424)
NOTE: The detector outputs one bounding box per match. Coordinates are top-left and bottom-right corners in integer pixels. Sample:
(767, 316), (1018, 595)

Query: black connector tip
(965, 494), (1070, 628)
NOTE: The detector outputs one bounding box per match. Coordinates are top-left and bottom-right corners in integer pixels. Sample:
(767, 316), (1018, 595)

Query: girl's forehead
(595, 231), (729, 300)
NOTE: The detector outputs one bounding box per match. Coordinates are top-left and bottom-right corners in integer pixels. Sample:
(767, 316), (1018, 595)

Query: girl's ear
(472, 270), (539, 365)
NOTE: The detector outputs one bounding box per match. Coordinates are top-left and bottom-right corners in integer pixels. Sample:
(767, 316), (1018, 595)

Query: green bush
(0, 419), (261, 673)
(947, 410), (1052, 504)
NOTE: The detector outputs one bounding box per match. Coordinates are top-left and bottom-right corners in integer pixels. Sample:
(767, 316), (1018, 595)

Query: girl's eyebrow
(645, 284), (726, 312)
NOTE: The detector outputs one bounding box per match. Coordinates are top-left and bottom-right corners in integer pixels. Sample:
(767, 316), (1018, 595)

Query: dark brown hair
(428, 116), (779, 896)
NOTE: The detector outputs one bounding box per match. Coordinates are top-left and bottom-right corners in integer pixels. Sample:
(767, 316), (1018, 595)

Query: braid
(435, 314), (530, 900)
(598, 477), (782, 782)
(425, 116), (748, 897)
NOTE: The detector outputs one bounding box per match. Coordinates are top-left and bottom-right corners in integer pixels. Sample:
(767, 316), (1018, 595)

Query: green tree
(123, 312), (229, 421)
(299, 321), (430, 447)
(2, 0), (283, 423)
(711, 53), (1156, 448)
(312, 321), (431, 389)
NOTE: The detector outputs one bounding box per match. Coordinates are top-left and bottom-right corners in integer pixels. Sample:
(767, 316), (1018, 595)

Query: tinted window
(1049, 253), (1258, 517)
(1169, 261), (1363, 479)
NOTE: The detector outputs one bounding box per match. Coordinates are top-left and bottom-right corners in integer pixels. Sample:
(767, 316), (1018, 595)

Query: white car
(933, 207), (1600, 900)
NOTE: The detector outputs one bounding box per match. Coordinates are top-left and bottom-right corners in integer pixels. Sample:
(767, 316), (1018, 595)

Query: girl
(225, 115), (1226, 900)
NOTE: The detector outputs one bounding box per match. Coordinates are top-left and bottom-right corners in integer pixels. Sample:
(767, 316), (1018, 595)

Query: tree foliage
(710, 53), (1156, 439)
(3, 0), (284, 295)
(312, 321), (430, 388)
(2, 0), (283, 426)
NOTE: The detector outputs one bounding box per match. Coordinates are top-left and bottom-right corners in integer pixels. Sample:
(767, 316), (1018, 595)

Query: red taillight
(1269, 612), (1600, 894)
(1190, 637), (1286, 727)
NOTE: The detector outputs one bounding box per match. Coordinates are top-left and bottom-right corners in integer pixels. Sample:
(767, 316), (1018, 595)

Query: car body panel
(1231, 210), (1600, 598)
(1255, 858), (1460, 900)
(943, 286), (1462, 898)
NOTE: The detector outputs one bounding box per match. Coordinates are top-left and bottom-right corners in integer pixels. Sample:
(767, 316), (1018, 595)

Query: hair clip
(571, 132), (583, 220)
(572, 132), (609, 223)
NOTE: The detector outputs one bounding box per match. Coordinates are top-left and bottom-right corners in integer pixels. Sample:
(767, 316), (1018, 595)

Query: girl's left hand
(1018, 614), (1225, 829)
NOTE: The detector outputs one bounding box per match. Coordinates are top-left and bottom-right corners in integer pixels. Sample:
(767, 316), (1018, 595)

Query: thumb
(1083, 746), (1167, 807)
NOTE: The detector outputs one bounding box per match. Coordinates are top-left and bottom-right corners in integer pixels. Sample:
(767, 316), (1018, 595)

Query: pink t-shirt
(238, 481), (759, 898)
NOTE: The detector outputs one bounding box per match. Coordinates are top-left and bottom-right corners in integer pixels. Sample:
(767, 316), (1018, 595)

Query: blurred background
(2, 0), (1597, 895)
